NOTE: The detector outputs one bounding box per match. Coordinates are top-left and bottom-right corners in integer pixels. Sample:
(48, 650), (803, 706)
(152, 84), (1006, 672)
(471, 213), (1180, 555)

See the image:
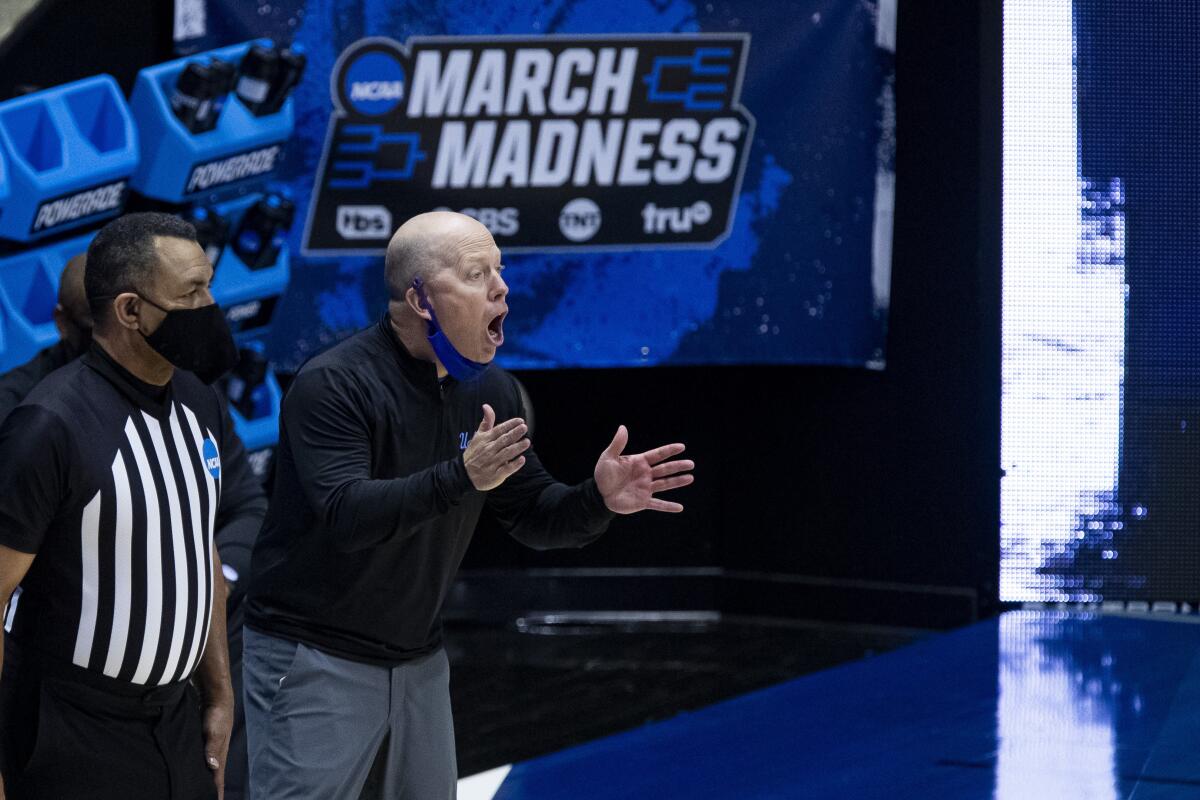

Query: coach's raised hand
(464, 404), (531, 490)
(594, 425), (694, 514)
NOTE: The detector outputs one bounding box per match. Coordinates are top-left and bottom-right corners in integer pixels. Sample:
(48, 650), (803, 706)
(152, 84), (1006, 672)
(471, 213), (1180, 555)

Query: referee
(243, 211), (695, 799)
(0, 250), (265, 800)
(0, 213), (246, 799)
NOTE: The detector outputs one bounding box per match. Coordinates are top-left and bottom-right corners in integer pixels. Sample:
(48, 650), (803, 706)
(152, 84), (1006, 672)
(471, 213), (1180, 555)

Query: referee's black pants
(0, 636), (217, 800)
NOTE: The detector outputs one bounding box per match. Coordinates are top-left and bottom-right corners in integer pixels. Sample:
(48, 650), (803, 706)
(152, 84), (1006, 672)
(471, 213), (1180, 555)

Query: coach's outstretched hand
(465, 404), (531, 491)
(594, 425), (694, 514)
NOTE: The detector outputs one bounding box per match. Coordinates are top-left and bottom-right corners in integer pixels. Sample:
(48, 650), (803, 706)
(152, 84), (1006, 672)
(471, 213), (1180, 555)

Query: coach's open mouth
(487, 312), (505, 346)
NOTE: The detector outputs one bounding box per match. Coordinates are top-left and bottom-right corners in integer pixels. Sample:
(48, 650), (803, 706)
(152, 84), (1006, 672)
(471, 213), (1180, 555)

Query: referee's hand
(203, 695), (234, 798)
(464, 404), (530, 491)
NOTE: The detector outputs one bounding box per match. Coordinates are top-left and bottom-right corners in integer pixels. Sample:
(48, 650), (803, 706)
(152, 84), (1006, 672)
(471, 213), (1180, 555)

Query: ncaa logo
(337, 205), (392, 240)
(558, 199), (602, 243)
(202, 438), (221, 480)
(342, 50), (406, 116)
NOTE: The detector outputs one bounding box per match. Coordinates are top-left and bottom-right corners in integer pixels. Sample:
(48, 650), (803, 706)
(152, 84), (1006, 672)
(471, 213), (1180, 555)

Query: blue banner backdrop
(178, 0), (895, 371)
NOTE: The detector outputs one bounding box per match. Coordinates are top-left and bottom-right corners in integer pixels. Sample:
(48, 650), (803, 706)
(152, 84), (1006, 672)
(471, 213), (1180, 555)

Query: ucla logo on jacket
(202, 437), (221, 480)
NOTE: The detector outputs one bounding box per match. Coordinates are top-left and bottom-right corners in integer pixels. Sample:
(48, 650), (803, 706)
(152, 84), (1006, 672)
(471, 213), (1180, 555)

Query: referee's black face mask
(139, 296), (239, 385)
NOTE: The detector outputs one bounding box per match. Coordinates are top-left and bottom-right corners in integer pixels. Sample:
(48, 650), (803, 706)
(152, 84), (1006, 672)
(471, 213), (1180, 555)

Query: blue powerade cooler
(0, 75), (137, 243)
(207, 191), (292, 344)
(228, 369), (282, 452)
(221, 340), (282, 453)
(0, 230), (95, 372)
(129, 40), (294, 204)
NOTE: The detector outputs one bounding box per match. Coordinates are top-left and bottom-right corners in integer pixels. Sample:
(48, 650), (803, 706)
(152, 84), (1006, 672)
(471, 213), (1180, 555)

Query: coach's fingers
(497, 437), (532, 463)
(493, 422), (528, 450)
(651, 474), (694, 493)
(497, 455), (526, 482)
(651, 459), (694, 479)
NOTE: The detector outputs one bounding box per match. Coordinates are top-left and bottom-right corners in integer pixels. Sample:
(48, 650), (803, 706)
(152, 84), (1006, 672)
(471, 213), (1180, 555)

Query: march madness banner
(178, 0), (896, 370)
(305, 35), (753, 252)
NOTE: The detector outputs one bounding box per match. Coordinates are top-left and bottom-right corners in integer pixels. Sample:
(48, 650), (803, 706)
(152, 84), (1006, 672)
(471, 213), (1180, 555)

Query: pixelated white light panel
(1002, 0), (1200, 602)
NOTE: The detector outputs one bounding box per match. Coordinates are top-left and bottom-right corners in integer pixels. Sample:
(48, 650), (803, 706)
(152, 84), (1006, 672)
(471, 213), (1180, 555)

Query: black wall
(462, 0), (1002, 629)
(0, 0), (173, 99)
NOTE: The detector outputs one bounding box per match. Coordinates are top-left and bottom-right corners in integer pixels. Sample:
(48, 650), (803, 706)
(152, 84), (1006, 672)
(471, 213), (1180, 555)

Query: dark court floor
(443, 616), (924, 777)
(450, 611), (1200, 799)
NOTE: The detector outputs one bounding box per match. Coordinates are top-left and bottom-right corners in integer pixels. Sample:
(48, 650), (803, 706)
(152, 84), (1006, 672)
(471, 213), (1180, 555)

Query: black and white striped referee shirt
(0, 345), (231, 687)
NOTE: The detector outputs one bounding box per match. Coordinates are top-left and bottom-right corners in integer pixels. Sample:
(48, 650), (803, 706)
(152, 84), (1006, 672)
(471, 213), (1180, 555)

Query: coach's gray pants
(242, 628), (457, 800)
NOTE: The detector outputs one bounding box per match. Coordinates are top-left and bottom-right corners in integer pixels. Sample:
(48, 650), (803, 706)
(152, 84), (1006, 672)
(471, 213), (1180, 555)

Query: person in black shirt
(243, 211), (695, 800)
(0, 213), (247, 800)
(0, 253), (92, 426)
(0, 250), (265, 800)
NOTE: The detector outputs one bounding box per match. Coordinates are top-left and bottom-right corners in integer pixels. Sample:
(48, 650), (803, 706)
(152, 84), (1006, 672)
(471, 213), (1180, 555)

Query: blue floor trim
(473, 611), (1200, 799)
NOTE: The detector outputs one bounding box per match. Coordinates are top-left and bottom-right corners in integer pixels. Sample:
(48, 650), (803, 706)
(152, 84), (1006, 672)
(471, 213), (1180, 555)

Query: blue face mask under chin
(412, 277), (490, 382)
